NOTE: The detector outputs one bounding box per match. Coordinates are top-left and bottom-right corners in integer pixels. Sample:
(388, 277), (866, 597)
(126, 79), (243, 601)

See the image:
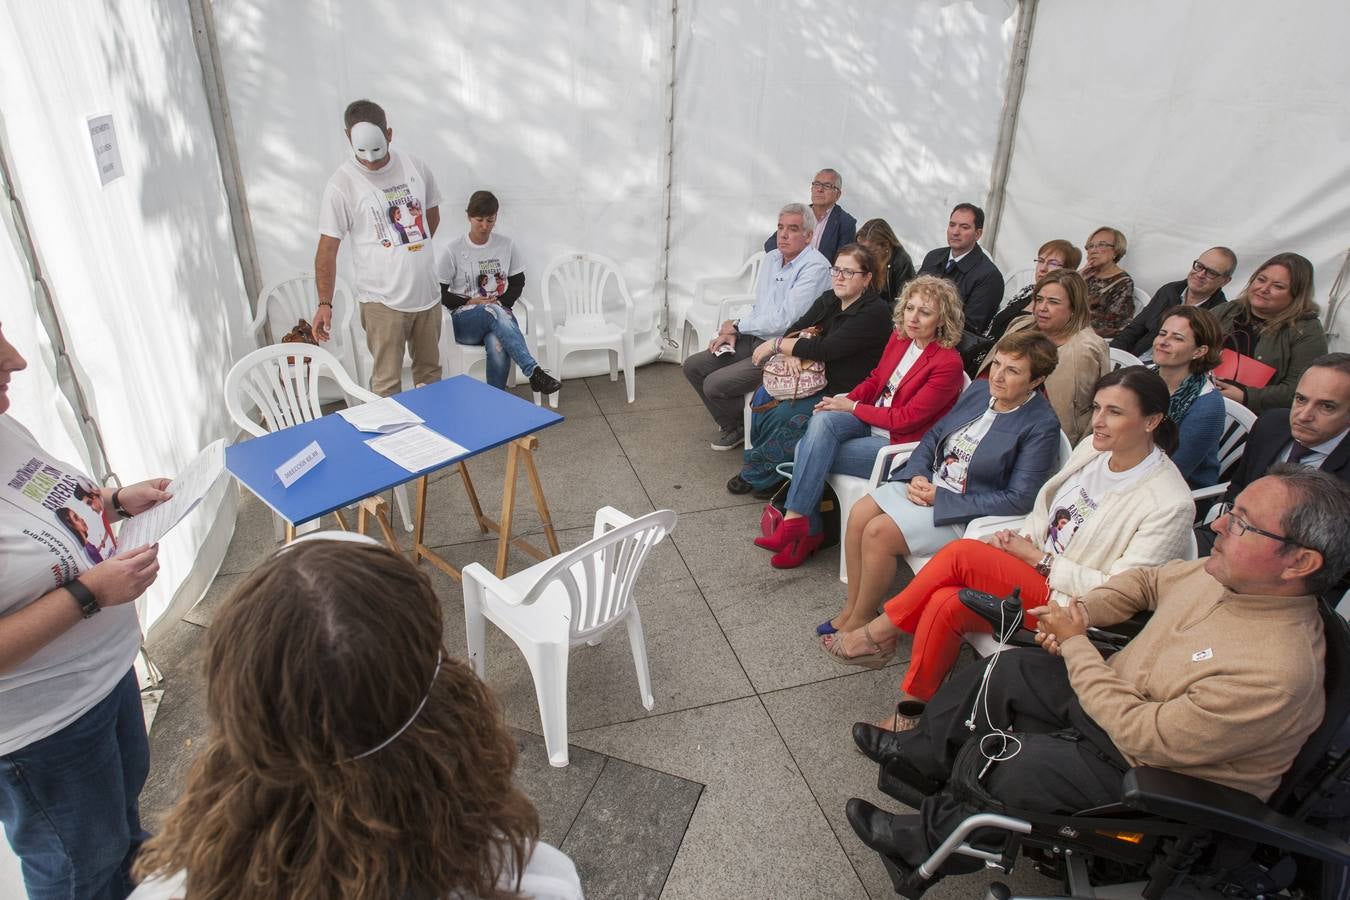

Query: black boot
(529, 367), (561, 394)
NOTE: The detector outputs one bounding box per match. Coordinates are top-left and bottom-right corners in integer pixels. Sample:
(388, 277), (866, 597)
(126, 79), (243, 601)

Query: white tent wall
(0, 1), (252, 635)
(993, 0), (1350, 347)
(667, 0), (1019, 329)
(212, 0), (675, 375)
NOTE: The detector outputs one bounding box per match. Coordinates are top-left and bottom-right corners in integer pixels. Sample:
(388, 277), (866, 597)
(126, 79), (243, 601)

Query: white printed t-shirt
(933, 402), (1001, 494)
(1042, 447), (1163, 555)
(0, 415), (140, 755)
(318, 150), (442, 312)
(436, 232), (525, 305)
(870, 341), (923, 439)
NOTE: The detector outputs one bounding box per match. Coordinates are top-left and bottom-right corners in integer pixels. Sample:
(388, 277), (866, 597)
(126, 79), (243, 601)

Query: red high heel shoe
(755, 514), (809, 552)
(771, 529), (824, 568)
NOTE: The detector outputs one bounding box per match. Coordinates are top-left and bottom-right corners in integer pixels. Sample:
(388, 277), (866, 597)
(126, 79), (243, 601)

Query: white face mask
(349, 121), (388, 163)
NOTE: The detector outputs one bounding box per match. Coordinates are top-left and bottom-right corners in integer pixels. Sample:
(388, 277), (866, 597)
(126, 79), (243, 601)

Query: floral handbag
(757, 327), (826, 407)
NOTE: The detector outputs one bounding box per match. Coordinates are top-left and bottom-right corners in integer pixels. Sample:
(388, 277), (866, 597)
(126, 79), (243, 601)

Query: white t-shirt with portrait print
(0, 415), (141, 755)
(318, 150), (442, 312)
(1042, 447), (1163, 556)
(932, 402), (1002, 494)
(870, 341), (923, 439)
(435, 232), (526, 305)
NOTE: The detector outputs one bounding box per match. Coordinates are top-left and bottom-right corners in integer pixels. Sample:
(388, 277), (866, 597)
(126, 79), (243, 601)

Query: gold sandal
(821, 622), (895, 670)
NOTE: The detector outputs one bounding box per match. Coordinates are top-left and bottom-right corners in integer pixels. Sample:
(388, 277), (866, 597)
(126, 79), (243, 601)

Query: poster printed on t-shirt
(378, 187), (429, 248)
(4, 455), (116, 578)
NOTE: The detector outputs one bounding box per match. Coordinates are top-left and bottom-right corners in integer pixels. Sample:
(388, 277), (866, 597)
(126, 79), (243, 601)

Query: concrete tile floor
(141, 361), (1058, 899)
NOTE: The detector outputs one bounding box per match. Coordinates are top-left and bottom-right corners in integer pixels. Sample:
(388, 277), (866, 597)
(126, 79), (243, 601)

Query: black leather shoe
(726, 474), (754, 495)
(528, 367), (562, 394)
(878, 755), (942, 808)
(852, 721), (908, 765)
(845, 799), (929, 866)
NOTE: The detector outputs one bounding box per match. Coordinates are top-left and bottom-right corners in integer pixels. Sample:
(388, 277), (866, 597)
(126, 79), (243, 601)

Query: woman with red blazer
(757, 275), (966, 567)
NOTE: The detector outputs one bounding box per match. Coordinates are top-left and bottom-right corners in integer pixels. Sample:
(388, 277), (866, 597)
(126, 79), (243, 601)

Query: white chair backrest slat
(1217, 398), (1257, 480)
(225, 344), (375, 439)
(542, 253), (635, 331)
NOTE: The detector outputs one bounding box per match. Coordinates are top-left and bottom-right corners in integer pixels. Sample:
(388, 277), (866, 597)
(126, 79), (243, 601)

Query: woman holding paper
(0, 322), (172, 900)
(1213, 252), (1327, 414)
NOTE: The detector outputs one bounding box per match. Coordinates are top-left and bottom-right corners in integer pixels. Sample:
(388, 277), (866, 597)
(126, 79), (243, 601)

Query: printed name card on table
(276, 441), (325, 488)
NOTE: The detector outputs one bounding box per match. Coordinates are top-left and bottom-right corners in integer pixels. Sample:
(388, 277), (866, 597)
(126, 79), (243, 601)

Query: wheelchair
(862, 593), (1350, 899)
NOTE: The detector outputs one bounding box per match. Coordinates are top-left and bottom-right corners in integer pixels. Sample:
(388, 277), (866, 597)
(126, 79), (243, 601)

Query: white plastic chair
(831, 373), (973, 581)
(251, 274), (361, 386)
(682, 251), (766, 361)
(1003, 267), (1034, 304)
(1109, 347), (1144, 370)
(539, 253), (637, 408)
(1190, 397), (1258, 512)
(461, 506), (676, 767)
(223, 343), (415, 538)
(1132, 286), (1152, 318)
(439, 298), (543, 405)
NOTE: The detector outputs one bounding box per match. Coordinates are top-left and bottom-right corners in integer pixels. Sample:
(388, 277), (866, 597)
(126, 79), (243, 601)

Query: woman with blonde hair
(130, 541), (581, 900)
(984, 268), (1109, 444)
(855, 218), (915, 301)
(1213, 252), (1327, 414)
(1081, 226), (1135, 339)
(758, 275), (965, 569)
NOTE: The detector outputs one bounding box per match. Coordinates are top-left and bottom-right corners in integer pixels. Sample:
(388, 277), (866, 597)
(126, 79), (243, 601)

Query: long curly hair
(133, 541), (538, 899)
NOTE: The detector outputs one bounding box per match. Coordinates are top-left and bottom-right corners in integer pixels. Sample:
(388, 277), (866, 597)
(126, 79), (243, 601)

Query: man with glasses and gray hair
(846, 464), (1350, 889)
(763, 169), (856, 263)
(687, 202), (831, 449)
(1111, 247), (1237, 359)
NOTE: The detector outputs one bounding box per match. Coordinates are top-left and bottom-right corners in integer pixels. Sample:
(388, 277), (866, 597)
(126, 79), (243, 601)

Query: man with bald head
(1112, 247), (1236, 359)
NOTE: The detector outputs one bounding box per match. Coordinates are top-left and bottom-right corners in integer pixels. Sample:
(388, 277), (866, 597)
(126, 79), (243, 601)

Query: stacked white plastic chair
(682, 251), (765, 361)
(223, 343), (415, 540)
(461, 506), (676, 767)
(539, 253), (637, 408)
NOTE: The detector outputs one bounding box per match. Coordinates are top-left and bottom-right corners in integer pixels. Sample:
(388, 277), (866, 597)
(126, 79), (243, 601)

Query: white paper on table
(117, 439), (226, 551)
(365, 425), (467, 472)
(336, 397), (424, 433)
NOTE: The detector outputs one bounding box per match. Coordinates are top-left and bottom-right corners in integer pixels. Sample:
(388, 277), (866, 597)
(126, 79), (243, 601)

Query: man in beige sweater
(847, 465), (1350, 880)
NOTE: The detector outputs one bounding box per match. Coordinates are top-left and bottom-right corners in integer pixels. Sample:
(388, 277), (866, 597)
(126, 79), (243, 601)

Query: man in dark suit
(1196, 353), (1350, 554)
(763, 168), (856, 264)
(917, 203), (1003, 334)
(1111, 247), (1236, 358)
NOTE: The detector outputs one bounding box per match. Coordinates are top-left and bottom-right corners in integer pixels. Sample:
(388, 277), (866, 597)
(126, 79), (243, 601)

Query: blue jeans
(0, 668), (149, 900)
(786, 410), (889, 533)
(450, 304), (539, 389)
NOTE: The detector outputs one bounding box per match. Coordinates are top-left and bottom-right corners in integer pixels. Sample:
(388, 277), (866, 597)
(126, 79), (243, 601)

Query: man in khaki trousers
(312, 99), (442, 395)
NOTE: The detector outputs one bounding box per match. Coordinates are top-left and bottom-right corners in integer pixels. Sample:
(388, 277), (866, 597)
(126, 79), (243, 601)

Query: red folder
(1214, 349), (1275, 388)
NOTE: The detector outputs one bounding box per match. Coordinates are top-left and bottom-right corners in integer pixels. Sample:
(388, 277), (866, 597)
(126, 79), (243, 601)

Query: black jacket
(883, 246), (916, 301)
(1222, 409), (1350, 504)
(918, 244), (1004, 334)
(1110, 280), (1227, 357)
(786, 289), (892, 395)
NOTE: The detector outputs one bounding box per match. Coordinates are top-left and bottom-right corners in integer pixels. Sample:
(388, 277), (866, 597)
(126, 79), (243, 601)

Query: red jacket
(846, 334), (964, 443)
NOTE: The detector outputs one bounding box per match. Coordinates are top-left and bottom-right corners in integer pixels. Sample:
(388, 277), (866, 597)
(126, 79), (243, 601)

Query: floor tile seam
(555, 755), (609, 852)
(749, 691), (873, 897)
(591, 378), (665, 518)
(655, 782), (706, 900)
(752, 656), (914, 700)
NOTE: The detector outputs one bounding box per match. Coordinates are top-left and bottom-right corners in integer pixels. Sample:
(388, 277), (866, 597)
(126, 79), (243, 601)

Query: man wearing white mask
(313, 100), (443, 395)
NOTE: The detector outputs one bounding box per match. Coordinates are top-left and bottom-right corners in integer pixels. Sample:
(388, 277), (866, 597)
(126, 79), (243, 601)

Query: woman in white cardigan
(822, 366), (1194, 730)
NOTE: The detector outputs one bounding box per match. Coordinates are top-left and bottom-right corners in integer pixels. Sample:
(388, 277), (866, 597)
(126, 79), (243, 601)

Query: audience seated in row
(1111, 246), (1235, 357)
(1082, 226), (1136, 339)
(845, 466), (1350, 893)
(728, 244), (892, 499)
(683, 203), (831, 450)
(980, 268), (1110, 445)
(130, 540), (582, 900)
(823, 330), (1062, 637)
(754, 276), (966, 569)
(824, 368), (1195, 731)
(763, 168), (857, 264)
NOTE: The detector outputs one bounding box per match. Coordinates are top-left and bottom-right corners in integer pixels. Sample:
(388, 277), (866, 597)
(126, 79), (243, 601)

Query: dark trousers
(681, 334), (764, 430)
(890, 649), (1129, 851)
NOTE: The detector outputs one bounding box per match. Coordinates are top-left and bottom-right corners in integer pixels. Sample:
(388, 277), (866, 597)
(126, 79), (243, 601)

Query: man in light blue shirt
(683, 203), (832, 449)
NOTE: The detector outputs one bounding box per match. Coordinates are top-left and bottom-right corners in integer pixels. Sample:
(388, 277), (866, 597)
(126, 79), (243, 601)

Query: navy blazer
(763, 204), (858, 265)
(888, 380), (1062, 526)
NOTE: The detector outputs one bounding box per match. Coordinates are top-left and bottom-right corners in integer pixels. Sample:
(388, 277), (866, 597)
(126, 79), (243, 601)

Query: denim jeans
(786, 410), (889, 532)
(0, 668), (149, 900)
(450, 304), (539, 389)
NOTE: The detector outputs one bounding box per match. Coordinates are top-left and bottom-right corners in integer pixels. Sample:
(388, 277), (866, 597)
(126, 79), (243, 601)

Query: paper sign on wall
(86, 114), (124, 185)
(276, 441), (325, 487)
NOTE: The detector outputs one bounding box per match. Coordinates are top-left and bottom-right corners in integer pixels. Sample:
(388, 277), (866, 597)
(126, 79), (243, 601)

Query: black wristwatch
(112, 488), (133, 519)
(66, 578), (101, 618)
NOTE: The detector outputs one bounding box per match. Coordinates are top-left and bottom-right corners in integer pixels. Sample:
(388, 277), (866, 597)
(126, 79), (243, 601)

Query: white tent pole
(657, 0), (679, 351)
(982, 0), (1039, 256)
(187, 0), (262, 310)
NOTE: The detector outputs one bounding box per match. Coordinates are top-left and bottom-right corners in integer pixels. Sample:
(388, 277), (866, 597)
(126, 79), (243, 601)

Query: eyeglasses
(810, 181), (840, 191)
(830, 266), (864, 278)
(1191, 260), (1230, 280)
(1084, 241), (1116, 252)
(1033, 257), (1066, 269)
(1214, 502), (1301, 547)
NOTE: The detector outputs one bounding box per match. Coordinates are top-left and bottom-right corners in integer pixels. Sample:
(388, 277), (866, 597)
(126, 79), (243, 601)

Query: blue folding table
(225, 375), (564, 578)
